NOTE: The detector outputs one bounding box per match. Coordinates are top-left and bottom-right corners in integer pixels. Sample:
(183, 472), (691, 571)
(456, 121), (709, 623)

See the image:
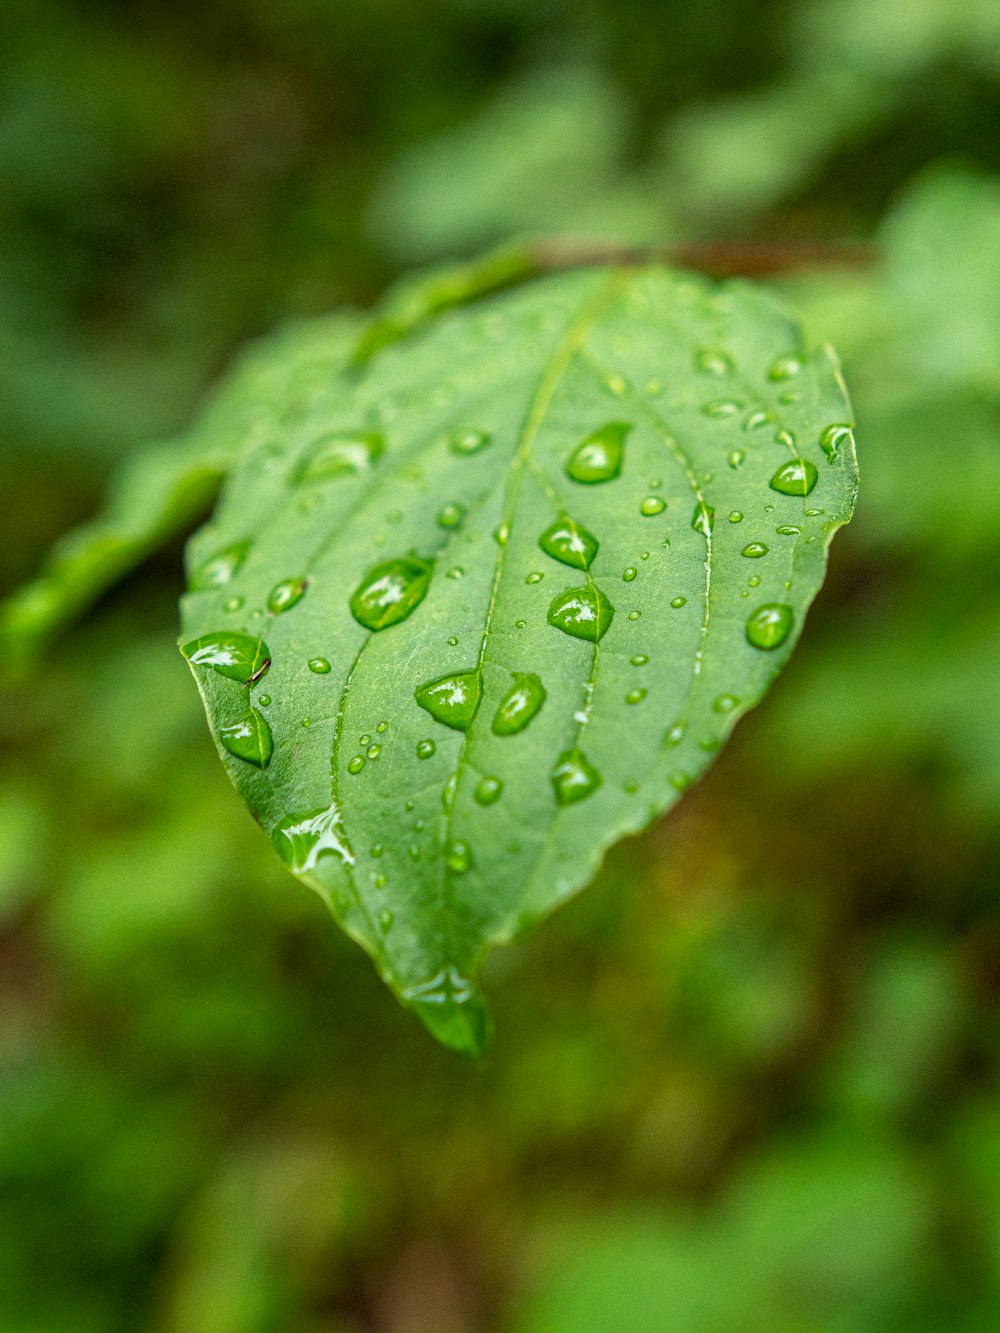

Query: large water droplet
(445, 840), (473, 874)
(189, 540), (251, 591)
(492, 672), (546, 735)
(219, 709), (272, 767)
(746, 603), (794, 650)
(297, 431), (384, 482)
(474, 775), (503, 805)
(350, 558), (432, 630)
(416, 738), (436, 760)
(551, 749), (602, 805)
(273, 804), (353, 874)
(450, 428), (492, 456)
(742, 542), (768, 558)
(691, 502), (715, 537)
(415, 670), (482, 730)
(182, 632), (270, 683)
(623, 567), (637, 582)
(566, 422), (630, 484)
(539, 517), (599, 570)
(769, 459), (818, 497)
(347, 754), (366, 774)
(547, 586), (615, 642)
(820, 423), (853, 462)
(268, 577), (307, 614)
(308, 657), (331, 673)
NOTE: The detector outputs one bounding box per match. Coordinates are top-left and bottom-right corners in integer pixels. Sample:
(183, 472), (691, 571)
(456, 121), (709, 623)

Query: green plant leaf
(177, 263), (857, 1056)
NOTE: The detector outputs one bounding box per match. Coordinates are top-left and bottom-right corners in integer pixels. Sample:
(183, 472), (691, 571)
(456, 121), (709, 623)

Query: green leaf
(178, 263), (857, 1056)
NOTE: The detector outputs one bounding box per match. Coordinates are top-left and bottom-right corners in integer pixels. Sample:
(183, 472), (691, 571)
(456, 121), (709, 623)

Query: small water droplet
(360, 734), (371, 746)
(373, 872), (387, 889)
(182, 632), (270, 684)
(566, 422), (630, 484)
(371, 842), (384, 857)
(223, 596), (244, 612)
(258, 694), (271, 706)
(776, 524), (801, 535)
(769, 459), (818, 497)
(441, 771), (458, 810)
(415, 670), (482, 730)
(746, 603), (794, 649)
(551, 749), (602, 805)
(539, 516), (599, 570)
(437, 501), (466, 529)
(450, 428), (492, 456)
(713, 693), (739, 713)
(416, 739), (436, 760)
(805, 507), (824, 517)
(748, 575), (761, 587)
(547, 586), (615, 642)
(446, 566), (464, 580)
(702, 398), (742, 419)
(366, 744), (381, 760)
(376, 720), (388, 733)
(742, 542), (769, 558)
(219, 709), (273, 767)
(296, 431), (384, 482)
(189, 540), (251, 591)
(347, 754), (366, 774)
(640, 495), (667, 516)
(445, 840), (473, 874)
(308, 657), (331, 673)
(447, 635), (459, 646)
(820, 423), (853, 462)
(526, 571), (545, 584)
(474, 775), (504, 805)
(727, 449), (745, 469)
(670, 596), (687, 608)
(630, 654), (648, 666)
(691, 502), (715, 537)
(408, 844), (421, 861)
(492, 672), (546, 735)
(665, 722), (685, 747)
(628, 610), (641, 621)
(669, 772), (692, 791)
(728, 510), (743, 523)
(695, 348), (734, 377)
(378, 910), (393, 934)
(626, 688), (647, 705)
(743, 409), (773, 433)
(623, 567), (637, 582)
(768, 354), (803, 381)
(604, 372), (630, 396)
(350, 558), (432, 631)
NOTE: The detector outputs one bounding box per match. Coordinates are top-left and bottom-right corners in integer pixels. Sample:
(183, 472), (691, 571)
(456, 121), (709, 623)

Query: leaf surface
(178, 265), (857, 1055)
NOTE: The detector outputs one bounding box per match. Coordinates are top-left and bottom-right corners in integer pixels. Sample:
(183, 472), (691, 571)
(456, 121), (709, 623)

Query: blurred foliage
(2, 0), (1000, 1329)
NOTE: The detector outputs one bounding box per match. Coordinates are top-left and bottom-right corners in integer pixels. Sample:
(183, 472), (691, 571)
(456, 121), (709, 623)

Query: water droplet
(539, 516), (599, 570)
(695, 348), (734, 376)
(640, 496), (666, 516)
(748, 575), (761, 587)
(415, 670), (482, 730)
(273, 804), (353, 873)
(551, 749), (602, 805)
(447, 635), (459, 646)
(626, 688), (647, 705)
(445, 840), (473, 874)
(768, 354), (803, 381)
(727, 449), (745, 469)
(441, 772), (458, 810)
(408, 844), (420, 861)
(348, 755), (366, 774)
(360, 734), (371, 746)
(742, 542), (768, 558)
(366, 744), (381, 760)
(713, 693), (739, 713)
(474, 775), (503, 805)
(379, 911), (393, 934)
(526, 571), (544, 584)
(223, 596), (244, 612)
(805, 508), (824, 517)
(349, 558), (432, 630)
(376, 720), (388, 733)
(670, 772), (692, 791)
(776, 524), (801, 536)
(743, 408), (773, 432)
(258, 694), (271, 706)
(566, 422), (630, 484)
(628, 610), (641, 621)
(820, 423), (853, 462)
(702, 398), (742, 419)
(416, 738), (436, 760)
(630, 654), (648, 666)
(182, 632), (270, 684)
(492, 672), (546, 735)
(219, 709), (273, 768)
(371, 842), (384, 857)
(297, 431), (384, 482)
(623, 567), (637, 583)
(728, 510), (743, 523)
(746, 603), (794, 650)
(665, 722), (685, 747)
(450, 428), (492, 456)
(670, 596), (687, 608)
(373, 873), (387, 889)
(769, 459), (818, 497)
(547, 586), (615, 642)
(437, 502), (466, 530)
(691, 502), (715, 537)
(189, 540), (251, 591)
(446, 566), (464, 580)
(308, 657), (331, 673)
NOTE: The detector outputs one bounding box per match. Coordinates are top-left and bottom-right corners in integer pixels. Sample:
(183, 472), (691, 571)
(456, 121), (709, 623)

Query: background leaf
(179, 264), (857, 1054)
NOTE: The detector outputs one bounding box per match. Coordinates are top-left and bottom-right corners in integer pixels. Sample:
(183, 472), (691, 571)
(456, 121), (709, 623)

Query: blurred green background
(2, 0), (1000, 1329)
